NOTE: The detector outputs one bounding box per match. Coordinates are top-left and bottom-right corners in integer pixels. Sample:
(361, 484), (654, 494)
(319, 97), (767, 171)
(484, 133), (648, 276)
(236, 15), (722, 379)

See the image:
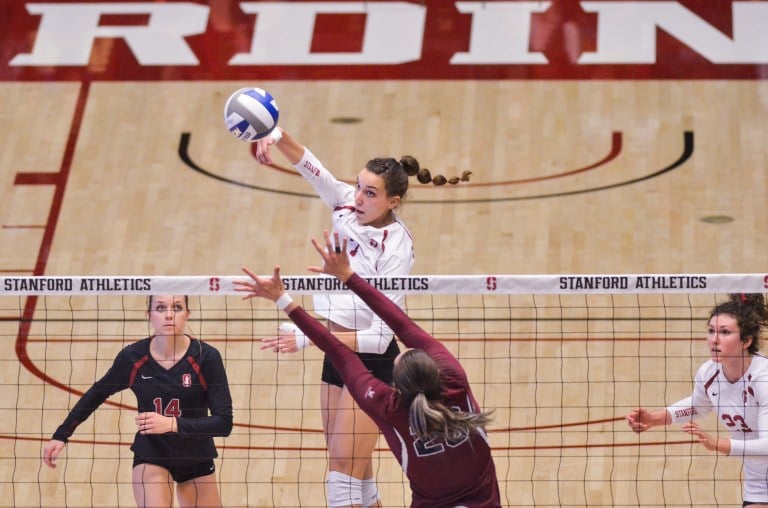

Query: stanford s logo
(182, 373), (192, 388)
(209, 277), (220, 291)
(486, 276), (497, 291)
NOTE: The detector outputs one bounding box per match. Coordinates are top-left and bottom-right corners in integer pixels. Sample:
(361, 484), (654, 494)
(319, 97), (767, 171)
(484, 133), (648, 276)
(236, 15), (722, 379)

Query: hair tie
(740, 293), (748, 303)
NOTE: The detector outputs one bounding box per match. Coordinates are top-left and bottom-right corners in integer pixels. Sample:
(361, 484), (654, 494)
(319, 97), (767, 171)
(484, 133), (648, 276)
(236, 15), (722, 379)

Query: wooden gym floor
(0, 79), (766, 507)
(1, 2), (768, 506)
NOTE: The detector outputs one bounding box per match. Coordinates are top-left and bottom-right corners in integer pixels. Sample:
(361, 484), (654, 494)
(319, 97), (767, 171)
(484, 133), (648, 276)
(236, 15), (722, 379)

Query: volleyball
(223, 87), (279, 142)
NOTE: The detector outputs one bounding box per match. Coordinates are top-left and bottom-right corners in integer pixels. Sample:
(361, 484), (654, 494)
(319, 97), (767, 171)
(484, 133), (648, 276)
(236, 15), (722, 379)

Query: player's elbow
(216, 411), (234, 437)
(222, 415), (234, 437)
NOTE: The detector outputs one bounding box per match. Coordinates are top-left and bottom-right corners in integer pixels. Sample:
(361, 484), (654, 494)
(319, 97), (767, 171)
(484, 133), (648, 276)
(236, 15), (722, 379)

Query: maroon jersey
(290, 274), (501, 507)
(52, 336), (233, 465)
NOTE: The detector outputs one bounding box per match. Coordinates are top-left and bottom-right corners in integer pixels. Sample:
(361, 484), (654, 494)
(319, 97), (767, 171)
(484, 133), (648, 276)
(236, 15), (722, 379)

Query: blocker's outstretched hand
(234, 265), (286, 303)
(308, 231), (354, 283)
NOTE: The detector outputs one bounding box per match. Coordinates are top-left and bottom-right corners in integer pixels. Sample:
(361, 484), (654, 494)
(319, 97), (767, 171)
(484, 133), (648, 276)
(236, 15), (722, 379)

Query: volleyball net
(2, 273), (766, 507)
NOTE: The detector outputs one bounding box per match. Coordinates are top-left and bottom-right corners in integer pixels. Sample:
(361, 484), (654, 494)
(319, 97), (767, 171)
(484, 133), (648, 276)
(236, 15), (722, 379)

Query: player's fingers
(43, 445), (57, 467)
(232, 280), (254, 291)
(255, 140), (270, 164)
(260, 338), (278, 350)
(310, 237), (325, 256)
(43, 453), (56, 468)
(322, 230), (334, 251)
(241, 266), (259, 281)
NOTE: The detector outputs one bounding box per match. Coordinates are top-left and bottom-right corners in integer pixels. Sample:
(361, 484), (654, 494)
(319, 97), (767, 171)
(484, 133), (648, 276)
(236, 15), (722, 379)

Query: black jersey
(52, 336), (233, 465)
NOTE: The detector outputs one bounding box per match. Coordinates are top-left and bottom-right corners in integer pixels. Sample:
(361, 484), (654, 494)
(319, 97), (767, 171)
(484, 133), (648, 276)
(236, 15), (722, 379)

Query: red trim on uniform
(128, 355), (149, 388)
(704, 370), (720, 391)
(187, 356), (207, 390)
(333, 205), (356, 213)
(380, 229), (389, 253)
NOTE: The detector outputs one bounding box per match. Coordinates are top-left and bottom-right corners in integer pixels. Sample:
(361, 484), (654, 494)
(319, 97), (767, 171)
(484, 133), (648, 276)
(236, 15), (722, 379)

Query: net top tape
(1, 274), (767, 296)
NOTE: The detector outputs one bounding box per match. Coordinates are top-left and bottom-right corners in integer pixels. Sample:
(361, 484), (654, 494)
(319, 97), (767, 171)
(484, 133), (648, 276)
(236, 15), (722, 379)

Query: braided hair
(366, 156), (471, 202)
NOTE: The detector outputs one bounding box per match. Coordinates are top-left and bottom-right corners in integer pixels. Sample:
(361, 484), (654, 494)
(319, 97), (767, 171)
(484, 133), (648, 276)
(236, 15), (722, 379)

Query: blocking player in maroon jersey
(42, 295), (233, 508)
(236, 232), (501, 508)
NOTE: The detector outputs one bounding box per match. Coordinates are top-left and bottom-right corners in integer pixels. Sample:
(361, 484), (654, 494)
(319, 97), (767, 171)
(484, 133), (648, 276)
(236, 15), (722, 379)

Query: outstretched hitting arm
(254, 127), (304, 165)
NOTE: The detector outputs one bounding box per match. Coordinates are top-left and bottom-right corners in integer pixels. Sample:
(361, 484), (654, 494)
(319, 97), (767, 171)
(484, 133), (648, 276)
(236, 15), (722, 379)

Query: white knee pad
(361, 478), (380, 507)
(327, 471), (363, 507)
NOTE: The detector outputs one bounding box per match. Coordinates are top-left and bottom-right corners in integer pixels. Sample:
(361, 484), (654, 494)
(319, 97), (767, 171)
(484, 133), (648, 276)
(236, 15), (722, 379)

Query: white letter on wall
(231, 2), (425, 65)
(580, 1), (768, 64)
(451, 2), (550, 64)
(11, 3), (209, 66)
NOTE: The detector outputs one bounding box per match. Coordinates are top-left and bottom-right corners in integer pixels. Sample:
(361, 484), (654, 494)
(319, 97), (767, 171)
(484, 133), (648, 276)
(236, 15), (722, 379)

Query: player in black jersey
(42, 295), (233, 507)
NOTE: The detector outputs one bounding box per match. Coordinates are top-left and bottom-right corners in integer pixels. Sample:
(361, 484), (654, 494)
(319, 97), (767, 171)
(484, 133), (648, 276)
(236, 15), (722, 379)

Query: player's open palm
(235, 266), (285, 303)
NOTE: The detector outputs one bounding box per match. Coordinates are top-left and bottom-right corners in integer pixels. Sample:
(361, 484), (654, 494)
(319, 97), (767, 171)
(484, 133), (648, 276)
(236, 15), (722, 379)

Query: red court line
(14, 83), (109, 408)
(14, 172), (60, 185)
(0, 433), (697, 453)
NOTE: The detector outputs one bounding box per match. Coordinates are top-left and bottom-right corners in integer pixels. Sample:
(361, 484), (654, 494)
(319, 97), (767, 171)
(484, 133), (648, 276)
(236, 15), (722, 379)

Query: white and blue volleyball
(224, 87), (279, 142)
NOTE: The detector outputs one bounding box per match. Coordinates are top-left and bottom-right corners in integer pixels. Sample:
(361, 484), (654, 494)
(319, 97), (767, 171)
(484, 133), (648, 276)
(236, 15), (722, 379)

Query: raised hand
(253, 127), (282, 165)
(234, 265), (285, 302)
(308, 230), (353, 283)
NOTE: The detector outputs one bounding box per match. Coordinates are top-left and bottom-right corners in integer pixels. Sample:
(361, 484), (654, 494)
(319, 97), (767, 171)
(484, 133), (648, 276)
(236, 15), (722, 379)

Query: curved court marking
(179, 131), (693, 204)
(249, 131), (624, 188)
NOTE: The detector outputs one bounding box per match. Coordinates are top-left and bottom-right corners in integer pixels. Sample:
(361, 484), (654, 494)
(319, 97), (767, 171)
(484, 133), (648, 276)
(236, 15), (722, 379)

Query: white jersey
(293, 148), (415, 354)
(667, 354), (768, 503)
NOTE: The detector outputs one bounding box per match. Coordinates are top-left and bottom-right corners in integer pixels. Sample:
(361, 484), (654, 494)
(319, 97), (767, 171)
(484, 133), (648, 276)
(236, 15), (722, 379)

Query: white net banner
(1, 273), (766, 295)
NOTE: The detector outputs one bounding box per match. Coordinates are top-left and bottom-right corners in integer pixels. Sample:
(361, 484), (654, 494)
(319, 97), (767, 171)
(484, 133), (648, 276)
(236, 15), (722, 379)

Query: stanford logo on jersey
(182, 373), (192, 387)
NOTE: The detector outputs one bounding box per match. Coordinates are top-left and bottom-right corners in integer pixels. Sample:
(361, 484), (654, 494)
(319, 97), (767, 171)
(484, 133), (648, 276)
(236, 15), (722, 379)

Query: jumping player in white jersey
(253, 126), (469, 508)
(42, 295), (233, 508)
(626, 293), (768, 507)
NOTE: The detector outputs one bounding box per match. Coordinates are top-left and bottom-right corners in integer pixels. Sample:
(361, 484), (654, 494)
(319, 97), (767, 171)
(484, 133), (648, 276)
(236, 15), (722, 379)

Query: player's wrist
(269, 127), (283, 144)
(275, 293), (293, 311)
(279, 322), (310, 350)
